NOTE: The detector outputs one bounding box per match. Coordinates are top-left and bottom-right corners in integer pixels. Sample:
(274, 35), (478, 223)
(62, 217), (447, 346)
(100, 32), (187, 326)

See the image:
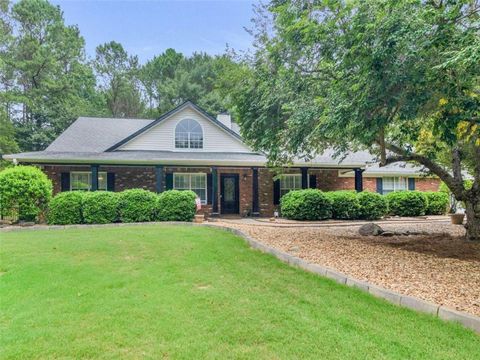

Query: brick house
(3, 101), (439, 217)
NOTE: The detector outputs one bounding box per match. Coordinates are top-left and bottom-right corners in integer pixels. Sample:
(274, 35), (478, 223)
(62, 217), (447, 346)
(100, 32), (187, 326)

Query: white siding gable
(119, 106), (252, 153)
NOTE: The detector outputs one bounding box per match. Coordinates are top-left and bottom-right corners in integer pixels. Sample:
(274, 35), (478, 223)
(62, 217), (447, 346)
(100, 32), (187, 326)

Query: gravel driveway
(214, 220), (480, 317)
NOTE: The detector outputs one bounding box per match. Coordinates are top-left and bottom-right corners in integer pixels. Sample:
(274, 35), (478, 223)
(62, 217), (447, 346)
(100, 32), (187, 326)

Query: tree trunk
(464, 199), (480, 241)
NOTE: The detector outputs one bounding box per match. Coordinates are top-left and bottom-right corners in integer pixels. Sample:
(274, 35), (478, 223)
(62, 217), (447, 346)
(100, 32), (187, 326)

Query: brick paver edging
(2, 221), (479, 334)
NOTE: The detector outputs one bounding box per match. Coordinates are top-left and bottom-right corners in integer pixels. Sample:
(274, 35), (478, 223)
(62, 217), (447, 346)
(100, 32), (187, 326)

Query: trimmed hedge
(156, 190), (196, 221)
(118, 189), (158, 223)
(0, 165), (52, 221)
(326, 191), (361, 220)
(385, 191), (428, 217)
(424, 191), (449, 215)
(280, 189), (332, 220)
(47, 191), (85, 225)
(357, 191), (389, 220)
(82, 191), (119, 224)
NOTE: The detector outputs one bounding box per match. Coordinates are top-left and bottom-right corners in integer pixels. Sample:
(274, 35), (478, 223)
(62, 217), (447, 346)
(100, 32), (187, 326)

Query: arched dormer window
(175, 119), (203, 149)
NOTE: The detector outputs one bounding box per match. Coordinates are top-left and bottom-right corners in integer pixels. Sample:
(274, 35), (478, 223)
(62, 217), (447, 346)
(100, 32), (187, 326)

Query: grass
(0, 225), (478, 359)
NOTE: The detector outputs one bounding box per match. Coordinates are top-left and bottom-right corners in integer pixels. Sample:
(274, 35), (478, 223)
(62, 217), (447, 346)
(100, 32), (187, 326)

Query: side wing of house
(115, 104), (252, 153)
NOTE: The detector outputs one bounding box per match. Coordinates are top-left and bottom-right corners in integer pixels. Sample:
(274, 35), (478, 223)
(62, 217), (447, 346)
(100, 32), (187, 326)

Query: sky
(51, 0), (257, 63)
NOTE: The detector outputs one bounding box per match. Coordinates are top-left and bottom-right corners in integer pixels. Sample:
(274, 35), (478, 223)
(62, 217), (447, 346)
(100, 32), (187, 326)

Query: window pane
(175, 119), (203, 149)
(396, 177), (407, 190)
(383, 177), (394, 190)
(173, 173), (207, 204)
(98, 172), (107, 190)
(71, 172), (90, 191)
(174, 174), (189, 189)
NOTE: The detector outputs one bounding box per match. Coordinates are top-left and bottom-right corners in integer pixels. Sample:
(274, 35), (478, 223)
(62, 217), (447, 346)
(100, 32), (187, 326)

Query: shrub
(357, 191), (389, 220)
(0, 166), (52, 221)
(156, 190), (196, 221)
(424, 191), (449, 215)
(326, 191), (361, 220)
(280, 189), (332, 220)
(47, 191), (85, 225)
(82, 191), (119, 224)
(385, 191), (427, 217)
(118, 189), (158, 223)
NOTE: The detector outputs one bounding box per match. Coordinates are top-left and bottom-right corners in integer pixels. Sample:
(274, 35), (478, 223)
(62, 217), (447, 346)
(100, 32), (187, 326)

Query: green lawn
(0, 225), (478, 359)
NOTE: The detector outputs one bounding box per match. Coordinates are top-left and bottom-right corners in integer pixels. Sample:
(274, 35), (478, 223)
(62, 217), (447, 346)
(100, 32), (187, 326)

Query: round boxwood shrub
(156, 190), (196, 221)
(118, 189), (158, 223)
(47, 191), (85, 225)
(0, 166), (52, 221)
(424, 191), (449, 215)
(385, 191), (427, 217)
(82, 191), (119, 224)
(357, 191), (388, 220)
(326, 191), (361, 220)
(280, 189), (332, 220)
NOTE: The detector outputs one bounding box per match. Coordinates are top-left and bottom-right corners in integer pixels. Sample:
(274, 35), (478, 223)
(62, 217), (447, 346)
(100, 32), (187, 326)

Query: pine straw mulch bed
(215, 221), (480, 317)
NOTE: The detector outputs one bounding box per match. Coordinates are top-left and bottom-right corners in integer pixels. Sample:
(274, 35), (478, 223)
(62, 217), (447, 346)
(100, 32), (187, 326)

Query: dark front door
(220, 174), (239, 214)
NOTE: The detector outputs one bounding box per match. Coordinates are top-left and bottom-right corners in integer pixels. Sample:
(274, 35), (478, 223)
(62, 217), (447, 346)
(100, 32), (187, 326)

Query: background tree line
(0, 0), (238, 154)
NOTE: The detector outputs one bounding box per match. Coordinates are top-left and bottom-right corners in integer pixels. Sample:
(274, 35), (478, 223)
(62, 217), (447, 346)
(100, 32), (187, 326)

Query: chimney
(216, 112), (231, 129)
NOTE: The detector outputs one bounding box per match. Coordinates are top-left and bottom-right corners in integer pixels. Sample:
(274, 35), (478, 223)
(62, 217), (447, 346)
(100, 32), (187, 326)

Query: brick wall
(41, 165), (441, 218)
(415, 178), (441, 191)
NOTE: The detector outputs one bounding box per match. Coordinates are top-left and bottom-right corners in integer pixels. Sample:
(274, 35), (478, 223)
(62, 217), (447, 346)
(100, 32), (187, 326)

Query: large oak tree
(229, 0), (480, 240)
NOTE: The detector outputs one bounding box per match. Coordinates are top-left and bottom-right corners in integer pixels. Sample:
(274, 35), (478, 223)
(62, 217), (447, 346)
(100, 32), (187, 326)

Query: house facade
(3, 101), (440, 217)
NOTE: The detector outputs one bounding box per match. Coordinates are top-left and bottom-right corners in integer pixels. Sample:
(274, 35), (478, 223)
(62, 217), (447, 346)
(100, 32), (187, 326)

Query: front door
(220, 174), (239, 214)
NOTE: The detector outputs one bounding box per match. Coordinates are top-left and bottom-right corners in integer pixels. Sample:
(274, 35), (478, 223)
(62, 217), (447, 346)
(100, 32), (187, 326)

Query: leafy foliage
(82, 191), (119, 224)
(1, 0), (101, 151)
(94, 41), (144, 117)
(230, 0), (480, 240)
(357, 192), (389, 220)
(0, 165), (52, 221)
(155, 190), (196, 222)
(386, 191), (428, 217)
(280, 189), (332, 220)
(118, 189), (158, 223)
(325, 191), (361, 220)
(140, 50), (236, 116)
(424, 191), (449, 215)
(47, 191), (85, 225)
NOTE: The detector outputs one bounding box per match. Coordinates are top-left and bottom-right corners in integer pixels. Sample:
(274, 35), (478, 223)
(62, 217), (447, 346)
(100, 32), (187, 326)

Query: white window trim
(173, 118), (205, 151)
(279, 174), (303, 196)
(382, 176), (408, 194)
(173, 172), (208, 204)
(70, 171), (107, 191)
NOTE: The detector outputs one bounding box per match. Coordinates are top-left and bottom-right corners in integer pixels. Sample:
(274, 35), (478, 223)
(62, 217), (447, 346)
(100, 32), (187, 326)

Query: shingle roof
(46, 117), (154, 152)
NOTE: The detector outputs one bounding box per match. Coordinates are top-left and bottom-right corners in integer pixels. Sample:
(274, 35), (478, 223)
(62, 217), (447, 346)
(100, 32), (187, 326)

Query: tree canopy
(227, 0), (479, 240)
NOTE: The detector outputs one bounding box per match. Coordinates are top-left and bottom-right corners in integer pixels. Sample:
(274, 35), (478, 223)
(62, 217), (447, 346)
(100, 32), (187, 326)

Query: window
(382, 177), (407, 195)
(70, 172), (107, 191)
(280, 174), (302, 198)
(175, 119), (203, 149)
(173, 173), (207, 204)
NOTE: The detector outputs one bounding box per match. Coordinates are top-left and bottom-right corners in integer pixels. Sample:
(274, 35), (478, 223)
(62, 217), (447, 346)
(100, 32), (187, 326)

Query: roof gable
(109, 101), (252, 153)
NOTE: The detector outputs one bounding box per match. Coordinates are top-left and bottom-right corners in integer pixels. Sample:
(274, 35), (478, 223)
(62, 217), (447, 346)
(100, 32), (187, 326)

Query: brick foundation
(41, 165), (441, 218)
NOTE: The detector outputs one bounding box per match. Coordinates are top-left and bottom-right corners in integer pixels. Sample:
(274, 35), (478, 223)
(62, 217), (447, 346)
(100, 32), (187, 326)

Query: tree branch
(381, 141), (466, 199)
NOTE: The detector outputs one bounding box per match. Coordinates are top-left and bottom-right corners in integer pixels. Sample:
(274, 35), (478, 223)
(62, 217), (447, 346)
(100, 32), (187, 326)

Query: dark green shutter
(273, 179), (281, 205)
(207, 173), (213, 204)
(61, 173), (70, 191)
(107, 173), (115, 191)
(309, 174), (317, 189)
(165, 173), (173, 190)
(408, 178), (415, 190)
(376, 178), (383, 194)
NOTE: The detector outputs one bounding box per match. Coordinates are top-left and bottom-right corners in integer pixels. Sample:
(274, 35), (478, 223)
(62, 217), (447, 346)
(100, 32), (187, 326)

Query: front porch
(41, 164), (367, 218)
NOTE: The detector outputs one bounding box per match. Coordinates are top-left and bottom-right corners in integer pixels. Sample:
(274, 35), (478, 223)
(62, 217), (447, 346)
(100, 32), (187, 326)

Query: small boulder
(359, 223), (383, 236)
